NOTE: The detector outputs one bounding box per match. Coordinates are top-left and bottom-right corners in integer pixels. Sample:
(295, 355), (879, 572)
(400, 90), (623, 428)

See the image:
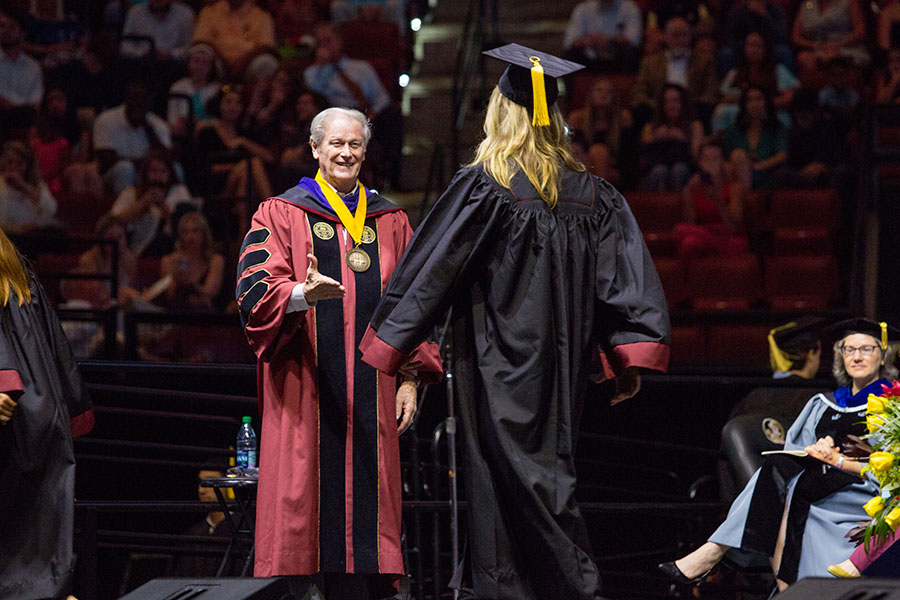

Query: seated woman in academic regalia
(660, 318), (899, 593)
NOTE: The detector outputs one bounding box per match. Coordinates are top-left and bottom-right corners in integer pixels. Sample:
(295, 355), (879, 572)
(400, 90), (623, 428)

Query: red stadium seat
(707, 324), (771, 366)
(764, 254), (839, 309)
(339, 21), (403, 101)
(685, 253), (762, 308)
(668, 324), (706, 367)
(765, 188), (839, 230)
(652, 256), (685, 307)
(626, 190), (681, 255)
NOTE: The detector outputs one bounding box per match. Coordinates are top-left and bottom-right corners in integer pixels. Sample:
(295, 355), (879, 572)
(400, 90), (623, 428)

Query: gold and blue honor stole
(314, 170), (372, 272)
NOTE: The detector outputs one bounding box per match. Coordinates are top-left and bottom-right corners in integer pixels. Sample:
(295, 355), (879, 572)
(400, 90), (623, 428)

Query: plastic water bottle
(236, 416), (257, 471)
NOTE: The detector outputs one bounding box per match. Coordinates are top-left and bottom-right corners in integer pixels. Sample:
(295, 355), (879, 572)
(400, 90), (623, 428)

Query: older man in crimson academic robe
(236, 107), (440, 599)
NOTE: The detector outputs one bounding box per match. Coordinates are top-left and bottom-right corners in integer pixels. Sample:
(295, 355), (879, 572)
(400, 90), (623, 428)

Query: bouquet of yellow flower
(861, 381), (900, 551)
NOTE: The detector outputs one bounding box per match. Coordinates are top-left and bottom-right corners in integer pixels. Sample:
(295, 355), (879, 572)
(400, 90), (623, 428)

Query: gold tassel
(768, 322), (797, 372)
(881, 321), (889, 350)
(529, 56), (550, 127)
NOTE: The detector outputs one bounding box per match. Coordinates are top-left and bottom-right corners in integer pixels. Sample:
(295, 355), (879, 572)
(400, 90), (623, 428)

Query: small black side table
(200, 476), (258, 576)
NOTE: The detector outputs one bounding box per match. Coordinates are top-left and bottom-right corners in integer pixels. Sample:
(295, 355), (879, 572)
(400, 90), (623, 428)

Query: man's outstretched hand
(302, 253), (345, 304)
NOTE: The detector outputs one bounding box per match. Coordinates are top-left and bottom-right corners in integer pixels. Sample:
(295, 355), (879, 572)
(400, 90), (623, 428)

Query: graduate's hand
(805, 435), (838, 465)
(0, 392), (17, 425)
(610, 367), (640, 405)
(396, 380), (417, 434)
(301, 254), (345, 304)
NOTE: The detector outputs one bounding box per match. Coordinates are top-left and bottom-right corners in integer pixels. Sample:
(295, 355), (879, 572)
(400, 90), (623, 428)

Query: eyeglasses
(840, 345), (879, 357)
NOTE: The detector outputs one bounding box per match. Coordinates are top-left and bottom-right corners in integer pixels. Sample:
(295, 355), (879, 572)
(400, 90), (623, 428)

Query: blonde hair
(0, 229), (31, 307)
(470, 87), (585, 209)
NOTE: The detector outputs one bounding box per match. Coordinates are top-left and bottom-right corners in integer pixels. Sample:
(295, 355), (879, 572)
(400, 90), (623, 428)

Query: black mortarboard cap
(827, 318), (900, 349)
(772, 316), (825, 353)
(768, 316), (825, 371)
(483, 43), (584, 126)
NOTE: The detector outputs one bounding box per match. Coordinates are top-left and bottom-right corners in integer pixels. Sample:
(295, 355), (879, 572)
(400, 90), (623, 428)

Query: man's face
(311, 114), (366, 192)
(146, 158), (170, 187)
(665, 18), (691, 53)
(198, 470), (224, 503)
(314, 27), (342, 63)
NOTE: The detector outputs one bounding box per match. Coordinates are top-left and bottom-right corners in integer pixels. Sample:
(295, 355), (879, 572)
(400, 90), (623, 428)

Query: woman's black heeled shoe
(658, 561), (715, 584)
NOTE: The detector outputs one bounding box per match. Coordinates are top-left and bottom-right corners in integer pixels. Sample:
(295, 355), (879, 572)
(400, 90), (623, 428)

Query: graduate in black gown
(359, 44), (670, 600)
(0, 229), (93, 600)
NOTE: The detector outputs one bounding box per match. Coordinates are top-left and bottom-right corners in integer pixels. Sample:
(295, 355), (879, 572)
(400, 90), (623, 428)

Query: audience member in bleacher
(277, 88), (329, 190)
(563, 0), (642, 73)
(661, 318), (897, 592)
(331, 0), (406, 29)
(194, 84), (274, 218)
(243, 66), (298, 151)
(167, 42), (222, 138)
(674, 140), (748, 261)
(713, 30), (799, 132)
(120, 0), (196, 64)
(817, 56), (861, 137)
(569, 77), (634, 185)
(62, 213), (138, 310)
(60, 103), (105, 204)
(59, 214), (138, 356)
(172, 466), (230, 577)
(30, 86), (76, 197)
(721, 0), (793, 72)
(0, 227), (94, 600)
(21, 0), (88, 73)
(192, 0), (278, 81)
(237, 107), (440, 596)
(562, 0), (642, 73)
(303, 22), (402, 188)
(111, 147), (195, 257)
(641, 0), (716, 56)
(270, 0), (328, 53)
(876, 48), (900, 103)
(0, 140), (58, 233)
(774, 88), (845, 188)
(638, 83), (703, 190)
(631, 17), (718, 129)
(792, 0), (869, 86)
(93, 79), (173, 196)
(0, 12), (44, 140)
(878, 0), (900, 50)
(724, 86), (787, 189)
(157, 211), (224, 311)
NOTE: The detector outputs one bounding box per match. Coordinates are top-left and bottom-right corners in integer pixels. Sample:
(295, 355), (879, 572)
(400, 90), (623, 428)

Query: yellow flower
(868, 414), (886, 433)
(869, 394), (887, 414)
(865, 496), (886, 517)
(885, 506), (900, 531)
(870, 452), (895, 472)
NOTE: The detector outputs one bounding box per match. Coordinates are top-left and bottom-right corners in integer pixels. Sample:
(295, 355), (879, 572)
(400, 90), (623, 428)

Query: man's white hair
(309, 108), (372, 148)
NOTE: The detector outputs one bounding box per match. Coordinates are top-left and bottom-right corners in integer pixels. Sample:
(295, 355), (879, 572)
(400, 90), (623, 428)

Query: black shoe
(658, 561), (715, 584)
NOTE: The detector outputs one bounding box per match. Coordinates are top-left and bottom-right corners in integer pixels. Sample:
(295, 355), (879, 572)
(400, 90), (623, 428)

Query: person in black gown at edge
(0, 227), (94, 600)
(358, 44), (671, 600)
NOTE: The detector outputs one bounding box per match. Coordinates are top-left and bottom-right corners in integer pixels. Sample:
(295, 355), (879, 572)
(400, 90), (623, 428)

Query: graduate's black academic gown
(0, 273), (93, 600)
(360, 165), (670, 600)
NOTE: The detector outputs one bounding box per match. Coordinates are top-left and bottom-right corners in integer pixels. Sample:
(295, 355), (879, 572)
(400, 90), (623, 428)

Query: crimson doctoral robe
(237, 182), (440, 587)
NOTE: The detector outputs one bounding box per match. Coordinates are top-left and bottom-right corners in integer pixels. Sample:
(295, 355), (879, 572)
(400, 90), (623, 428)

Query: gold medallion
(360, 225), (377, 244)
(345, 247), (371, 272)
(313, 222), (335, 240)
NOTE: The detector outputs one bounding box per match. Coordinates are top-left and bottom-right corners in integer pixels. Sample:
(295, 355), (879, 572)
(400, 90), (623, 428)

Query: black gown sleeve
(592, 181), (670, 379)
(360, 167), (505, 375)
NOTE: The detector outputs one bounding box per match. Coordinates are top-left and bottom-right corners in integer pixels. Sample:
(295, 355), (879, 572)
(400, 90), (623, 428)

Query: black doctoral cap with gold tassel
(483, 43), (585, 127)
